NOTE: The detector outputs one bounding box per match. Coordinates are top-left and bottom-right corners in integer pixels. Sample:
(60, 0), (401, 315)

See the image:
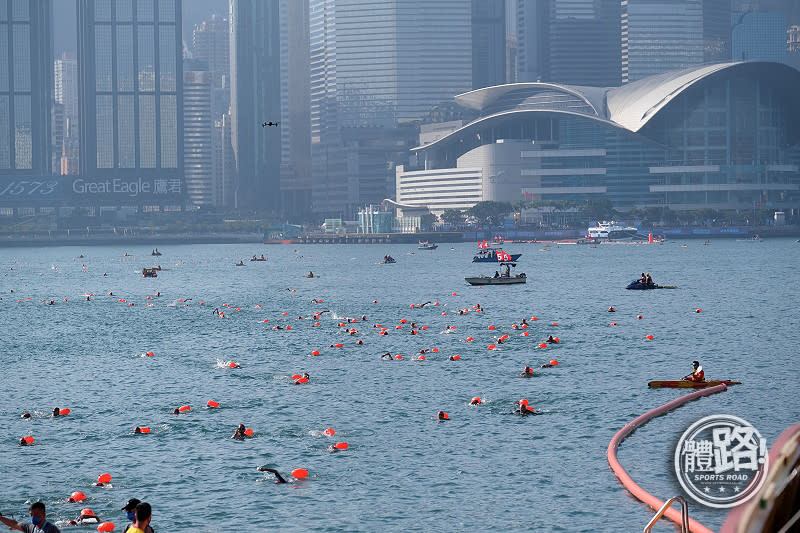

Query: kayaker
(684, 361), (704, 382)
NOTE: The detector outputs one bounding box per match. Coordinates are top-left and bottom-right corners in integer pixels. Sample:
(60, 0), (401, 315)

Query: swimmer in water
(437, 411), (448, 420)
(257, 467), (288, 484)
(521, 366), (535, 377)
(52, 407), (60, 417)
(231, 424), (247, 440)
(21, 412), (31, 419)
(470, 397), (481, 405)
(540, 362), (556, 368)
(381, 352), (394, 360)
(546, 335), (557, 344)
(68, 508), (100, 525)
(292, 373), (310, 384)
(448, 355), (459, 361)
(419, 349), (430, 354)
(19, 437), (29, 446)
(516, 403), (535, 416)
(355, 339), (364, 345)
(327, 444), (341, 452)
(172, 408), (180, 414)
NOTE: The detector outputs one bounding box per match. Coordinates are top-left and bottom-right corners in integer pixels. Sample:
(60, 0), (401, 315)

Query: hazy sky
(53, 0), (228, 55)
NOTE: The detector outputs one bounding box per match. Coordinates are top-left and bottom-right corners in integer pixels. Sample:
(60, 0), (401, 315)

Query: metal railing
(644, 496), (690, 533)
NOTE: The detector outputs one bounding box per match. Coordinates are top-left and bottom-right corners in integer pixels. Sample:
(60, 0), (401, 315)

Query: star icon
(719, 487), (726, 493)
(734, 487), (740, 493)
(704, 487), (711, 493)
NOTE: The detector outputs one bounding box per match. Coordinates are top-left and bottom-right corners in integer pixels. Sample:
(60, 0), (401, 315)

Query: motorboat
(151, 248), (162, 256)
(648, 380), (741, 389)
(142, 267), (158, 278)
(418, 241), (438, 250)
(378, 256), (396, 264)
(587, 221), (639, 241)
(465, 262), (526, 286)
(473, 240), (521, 262)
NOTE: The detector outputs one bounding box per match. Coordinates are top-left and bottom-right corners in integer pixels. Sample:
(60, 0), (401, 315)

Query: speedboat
(465, 263), (526, 286)
(587, 221), (639, 241)
(472, 248), (522, 263)
(418, 241), (438, 250)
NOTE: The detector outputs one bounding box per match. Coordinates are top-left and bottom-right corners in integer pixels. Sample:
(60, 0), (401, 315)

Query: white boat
(586, 221), (639, 241)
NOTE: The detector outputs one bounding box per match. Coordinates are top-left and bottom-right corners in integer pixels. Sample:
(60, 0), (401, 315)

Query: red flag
(496, 250), (511, 262)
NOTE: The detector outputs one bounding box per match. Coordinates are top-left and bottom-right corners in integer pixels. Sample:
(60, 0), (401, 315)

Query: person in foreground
(0, 501), (61, 532)
(684, 360), (704, 382)
(122, 499), (154, 533)
(123, 502), (152, 533)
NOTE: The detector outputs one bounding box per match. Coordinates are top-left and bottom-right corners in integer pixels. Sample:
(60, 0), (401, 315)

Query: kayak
(648, 380), (741, 389)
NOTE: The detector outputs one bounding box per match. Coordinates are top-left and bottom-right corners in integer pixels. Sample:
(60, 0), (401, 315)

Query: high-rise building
(192, 13), (229, 119)
(622, 0), (704, 84)
(183, 59), (213, 206)
(309, 0), (474, 218)
(0, 0), (53, 176)
(732, 11), (787, 63)
(703, 0), (731, 63)
(279, 0), (311, 219)
(517, 0), (549, 83)
(77, 0), (184, 206)
(229, 0), (280, 212)
(472, 0), (506, 90)
(55, 52), (79, 174)
(550, 0), (621, 86)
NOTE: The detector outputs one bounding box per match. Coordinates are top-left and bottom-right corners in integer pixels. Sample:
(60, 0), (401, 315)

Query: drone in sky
(262, 121), (280, 127)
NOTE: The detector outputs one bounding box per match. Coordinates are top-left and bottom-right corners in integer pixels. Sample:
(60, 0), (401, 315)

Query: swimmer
(292, 372), (310, 384)
(437, 410), (449, 421)
(85, 296), (90, 301)
(448, 355), (459, 361)
(213, 307), (219, 316)
(470, 397), (481, 405)
(231, 424), (247, 440)
(355, 340), (364, 345)
(68, 508), (100, 525)
(540, 362), (556, 368)
(327, 444), (341, 452)
(546, 335), (558, 344)
(520, 366), (535, 377)
(411, 322), (418, 329)
(361, 315), (367, 321)
(52, 407), (60, 417)
(19, 437), (29, 446)
(381, 352), (394, 360)
(21, 412), (31, 419)
(516, 403), (535, 415)
(172, 408), (180, 414)
(419, 349), (430, 354)
(419, 301), (432, 308)
(257, 467), (288, 484)
(134, 426), (142, 434)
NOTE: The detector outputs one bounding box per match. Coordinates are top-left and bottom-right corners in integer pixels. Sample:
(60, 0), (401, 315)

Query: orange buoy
(380, 331), (387, 335)
(80, 508), (95, 517)
(434, 302), (439, 306)
(292, 374), (302, 380)
(97, 473), (112, 484)
(311, 350), (320, 356)
(466, 336), (473, 342)
(400, 319), (407, 324)
(395, 355), (403, 360)
(431, 348), (438, 352)
(519, 398), (528, 405)
(22, 435), (34, 444)
(410, 330), (418, 335)
(179, 405), (191, 412)
(145, 351), (155, 357)
(538, 343), (547, 348)
(334, 441), (348, 450)
(422, 325), (429, 331)
(610, 322), (617, 326)
(521, 323), (528, 328)
(235, 308), (241, 312)
(291, 468), (309, 479)
(282, 312), (288, 316)
(263, 319), (269, 323)
(471, 397), (481, 404)
(295, 377), (309, 384)
(244, 428), (254, 436)
(531, 316), (538, 321)
(70, 491), (87, 502)
(314, 322), (320, 326)
(451, 355), (461, 360)
(488, 325), (496, 330)
(395, 325), (402, 329)
(637, 315), (643, 319)
(500, 334), (509, 340)
(97, 522), (115, 532)
(286, 325), (292, 330)
(554, 337), (560, 343)
(441, 312), (447, 316)
(645, 334), (654, 340)
(323, 427), (335, 436)
(207, 400), (219, 408)
(551, 321), (558, 326)
(487, 344), (496, 350)
(228, 362), (239, 368)
(416, 355), (426, 361)
(549, 359), (559, 366)
(439, 411), (450, 420)
(135, 427), (150, 433)
(334, 343), (343, 348)
(452, 292), (457, 296)
(59, 408), (71, 415)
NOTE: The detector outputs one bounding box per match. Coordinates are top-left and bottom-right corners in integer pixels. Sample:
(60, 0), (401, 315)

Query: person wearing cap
(122, 501), (153, 533)
(123, 502), (152, 533)
(0, 501), (61, 532)
(67, 508), (99, 526)
(684, 361), (705, 382)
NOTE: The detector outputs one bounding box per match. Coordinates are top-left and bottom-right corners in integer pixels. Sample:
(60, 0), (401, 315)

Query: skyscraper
(472, 0), (506, 90)
(192, 13), (229, 119)
(517, 0), (549, 83)
(77, 0), (184, 204)
(550, 0), (621, 86)
(279, 0), (311, 219)
(183, 59), (213, 206)
(732, 11), (787, 62)
(229, 0), (280, 212)
(309, 0), (474, 217)
(54, 52), (79, 174)
(622, 0), (704, 84)
(0, 0), (53, 176)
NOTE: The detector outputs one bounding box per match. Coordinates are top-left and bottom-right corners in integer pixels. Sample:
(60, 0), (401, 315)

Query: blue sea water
(0, 239), (798, 532)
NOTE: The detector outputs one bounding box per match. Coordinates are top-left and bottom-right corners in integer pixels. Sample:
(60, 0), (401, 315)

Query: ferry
(587, 221), (639, 241)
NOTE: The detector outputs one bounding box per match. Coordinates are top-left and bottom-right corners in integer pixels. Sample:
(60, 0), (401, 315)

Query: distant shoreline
(0, 233), (264, 248)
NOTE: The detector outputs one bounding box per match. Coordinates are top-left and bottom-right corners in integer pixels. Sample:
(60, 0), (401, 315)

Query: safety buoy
(70, 491), (87, 502)
(539, 343), (547, 348)
(311, 350), (320, 356)
(244, 428), (254, 436)
(291, 468), (308, 479)
(645, 334), (654, 340)
(334, 442), (348, 450)
(97, 473), (112, 484)
(487, 344), (496, 350)
(179, 405), (190, 412)
(549, 360), (559, 366)
(22, 435), (34, 444)
(323, 427), (335, 436)
(97, 522), (114, 532)
(207, 400), (219, 408)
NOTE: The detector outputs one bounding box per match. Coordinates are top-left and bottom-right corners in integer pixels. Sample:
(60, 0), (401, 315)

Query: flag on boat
(478, 240), (490, 249)
(496, 250), (512, 262)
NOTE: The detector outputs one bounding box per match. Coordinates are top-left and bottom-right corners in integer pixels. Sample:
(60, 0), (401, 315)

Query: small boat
(151, 249), (162, 256)
(736, 234), (763, 242)
(249, 255), (267, 261)
(472, 248), (522, 263)
(142, 267), (158, 278)
(648, 380), (741, 389)
(465, 262), (526, 286)
(418, 241), (438, 250)
(378, 256), (396, 264)
(625, 280), (677, 290)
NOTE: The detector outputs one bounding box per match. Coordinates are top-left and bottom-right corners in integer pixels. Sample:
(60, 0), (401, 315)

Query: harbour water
(1, 239), (798, 532)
